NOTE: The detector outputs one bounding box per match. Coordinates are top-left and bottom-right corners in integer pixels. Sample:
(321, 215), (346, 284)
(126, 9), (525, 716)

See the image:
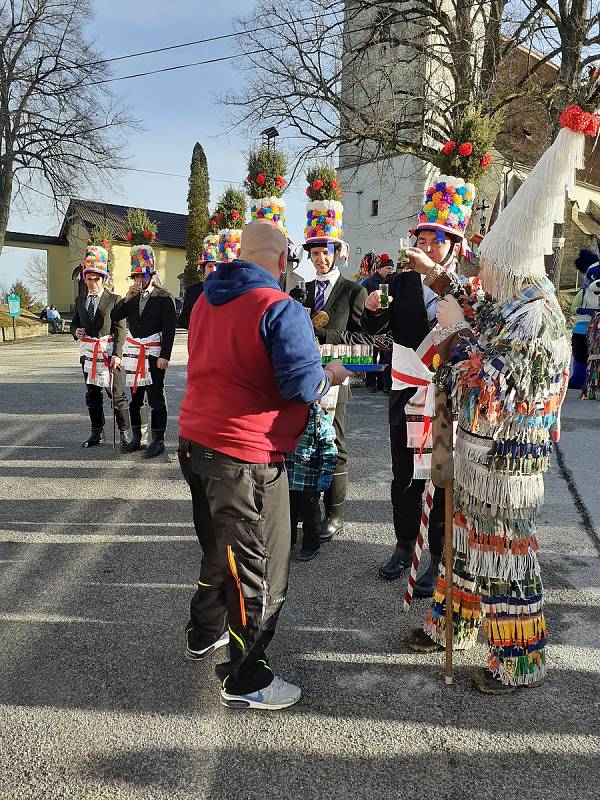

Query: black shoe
(369, 385), (378, 394)
(382, 387), (391, 395)
(320, 515), (343, 543)
(82, 428), (104, 448)
(404, 628), (443, 653)
(121, 426), (142, 454)
(119, 430), (133, 453)
(378, 543), (415, 580)
(413, 557), (441, 598)
(144, 436), (165, 458)
(297, 546), (319, 561)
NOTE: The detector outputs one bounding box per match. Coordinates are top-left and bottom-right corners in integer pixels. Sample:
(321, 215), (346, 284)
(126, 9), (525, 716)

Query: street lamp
(261, 126), (279, 151)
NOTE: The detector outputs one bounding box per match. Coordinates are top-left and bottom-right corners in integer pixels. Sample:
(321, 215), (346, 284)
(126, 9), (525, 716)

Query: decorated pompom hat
(246, 147), (287, 234)
(125, 208), (158, 277)
(478, 102), (600, 302)
(212, 187), (246, 263)
(82, 245), (109, 279)
(413, 108), (500, 249)
(303, 165), (345, 251)
(200, 233), (219, 265)
(130, 244), (155, 275)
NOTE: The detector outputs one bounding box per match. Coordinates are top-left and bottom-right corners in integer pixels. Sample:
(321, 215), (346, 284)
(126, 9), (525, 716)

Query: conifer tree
(184, 143), (210, 287)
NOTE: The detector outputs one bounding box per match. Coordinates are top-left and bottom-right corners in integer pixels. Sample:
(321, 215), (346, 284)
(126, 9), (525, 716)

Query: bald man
(178, 220), (350, 711)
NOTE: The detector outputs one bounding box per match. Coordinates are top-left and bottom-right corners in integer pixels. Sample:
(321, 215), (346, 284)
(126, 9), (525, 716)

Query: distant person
(70, 245), (132, 450)
(178, 219), (350, 711)
(111, 243), (176, 458)
(47, 305), (61, 333)
(179, 239), (219, 330)
(39, 306), (49, 322)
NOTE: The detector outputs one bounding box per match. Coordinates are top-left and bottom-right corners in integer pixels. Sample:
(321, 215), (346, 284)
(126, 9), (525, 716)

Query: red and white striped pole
(403, 480), (435, 612)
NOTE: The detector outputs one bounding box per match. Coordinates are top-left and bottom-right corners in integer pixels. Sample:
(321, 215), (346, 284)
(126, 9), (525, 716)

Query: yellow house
(5, 199), (188, 312)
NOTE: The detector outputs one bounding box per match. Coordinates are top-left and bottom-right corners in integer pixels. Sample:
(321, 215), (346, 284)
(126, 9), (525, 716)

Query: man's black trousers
(179, 440), (291, 695)
(324, 401), (347, 516)
(80, 358), (130, 432)
(290, 489), (321, 551)
(389, 389), (444, 557)
(129, 356), (168, 433)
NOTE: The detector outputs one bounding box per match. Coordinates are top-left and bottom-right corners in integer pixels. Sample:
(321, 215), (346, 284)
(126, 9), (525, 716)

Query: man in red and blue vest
(178, 220), (349, 711)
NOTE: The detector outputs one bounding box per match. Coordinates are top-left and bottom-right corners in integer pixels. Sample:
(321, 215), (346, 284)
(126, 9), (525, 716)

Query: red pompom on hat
(442, 141), (456, 155)
(458, 142), (474, 157)
(560, 104), (600, 137)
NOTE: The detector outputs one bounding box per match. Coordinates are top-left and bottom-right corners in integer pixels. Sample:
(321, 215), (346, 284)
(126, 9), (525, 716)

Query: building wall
(46, 220), (186, 312)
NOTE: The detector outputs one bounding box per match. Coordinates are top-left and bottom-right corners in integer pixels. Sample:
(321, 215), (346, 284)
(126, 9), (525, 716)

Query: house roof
(572, 201), (600, 238)
(60, 199), (188, 248)
(4, 231), (67, 246)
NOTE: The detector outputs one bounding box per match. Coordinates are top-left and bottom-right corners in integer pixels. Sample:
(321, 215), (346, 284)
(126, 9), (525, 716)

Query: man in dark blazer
(303, 240), (370, 542)
(112, 266), (177, 458)
(179, 261), (217, 330)
(71, 254), (132, 450)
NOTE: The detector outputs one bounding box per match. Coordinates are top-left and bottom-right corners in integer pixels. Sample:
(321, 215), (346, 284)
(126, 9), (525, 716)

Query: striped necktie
(314, 280), (328, 312)
(86, 295), (96, 318)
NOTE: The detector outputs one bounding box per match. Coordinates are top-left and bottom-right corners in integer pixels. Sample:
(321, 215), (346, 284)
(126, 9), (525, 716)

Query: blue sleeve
(260, 298), (330, 403)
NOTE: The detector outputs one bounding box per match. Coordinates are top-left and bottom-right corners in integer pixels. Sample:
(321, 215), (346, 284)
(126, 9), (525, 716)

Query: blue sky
(0, 0), (313, 290)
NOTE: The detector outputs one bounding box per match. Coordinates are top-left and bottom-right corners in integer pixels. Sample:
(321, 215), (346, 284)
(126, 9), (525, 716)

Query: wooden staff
(431, 385), (454, 685)
(444, 482), (453, 685)
(110, 370), (116, 451)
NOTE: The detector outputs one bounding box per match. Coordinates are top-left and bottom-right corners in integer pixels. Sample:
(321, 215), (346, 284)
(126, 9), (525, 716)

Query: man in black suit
(362, 228), (461, 592)
(71, 252), (132, 450)
(179, 261), (217, 330)
(304, 240), (369, 542)
(112, 258), (177, 458)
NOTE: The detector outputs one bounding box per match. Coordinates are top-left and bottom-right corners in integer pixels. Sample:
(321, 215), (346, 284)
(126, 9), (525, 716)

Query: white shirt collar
(316, 266), (341, 287)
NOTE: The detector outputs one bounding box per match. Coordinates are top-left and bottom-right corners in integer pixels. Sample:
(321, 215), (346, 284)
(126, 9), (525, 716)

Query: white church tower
(338, 1), (487, 267)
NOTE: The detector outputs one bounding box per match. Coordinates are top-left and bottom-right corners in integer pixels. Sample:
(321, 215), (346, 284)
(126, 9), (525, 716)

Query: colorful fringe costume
(582, 312), (600, 399)
(424, 279), (570, 685)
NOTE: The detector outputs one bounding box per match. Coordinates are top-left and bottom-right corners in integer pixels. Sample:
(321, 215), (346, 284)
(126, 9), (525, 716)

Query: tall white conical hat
(479, 104), (600, 302)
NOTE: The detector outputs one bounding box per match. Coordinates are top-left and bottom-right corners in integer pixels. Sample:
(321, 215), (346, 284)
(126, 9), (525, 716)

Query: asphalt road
(0, 333), (598, 800)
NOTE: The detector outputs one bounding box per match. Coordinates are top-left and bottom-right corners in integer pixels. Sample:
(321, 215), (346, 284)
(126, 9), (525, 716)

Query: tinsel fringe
(452, 523), (541, 582)
(454, 451), (544, 510)
(488, 651), (547, 687)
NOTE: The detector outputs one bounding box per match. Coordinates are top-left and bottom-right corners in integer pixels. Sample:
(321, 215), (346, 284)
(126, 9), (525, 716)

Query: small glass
(380, 283), (389, 309)
(351, 344), (361, 364)
(397, 237), (410, 269)
(321, 344), (332, 363)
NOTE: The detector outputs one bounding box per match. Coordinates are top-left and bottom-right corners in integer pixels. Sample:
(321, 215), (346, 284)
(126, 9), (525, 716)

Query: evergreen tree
(9, 279), (35, 310)
(184, 143), (210, 287)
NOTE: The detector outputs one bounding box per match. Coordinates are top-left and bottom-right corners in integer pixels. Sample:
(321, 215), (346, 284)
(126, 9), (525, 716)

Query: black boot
(144, 430), (165, 458)
(378, 542), (415, 580)
(82, 428), (104, 448)
(320, 510), (344, 542)
(119, 429), (133, 453)
(121, 425), (142, 454)
(321, 471), (347, 542)
(413, 555), (441, 598)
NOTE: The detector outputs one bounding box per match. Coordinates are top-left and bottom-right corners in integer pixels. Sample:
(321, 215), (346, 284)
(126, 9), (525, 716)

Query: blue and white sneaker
(185, 630), (229, 661)
(220, 675), (301, 710)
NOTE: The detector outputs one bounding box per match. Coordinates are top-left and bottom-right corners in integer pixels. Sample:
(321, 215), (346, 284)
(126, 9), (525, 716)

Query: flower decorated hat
(82, 245), (109, 279)
(199, 233), (220, 266)
(414, 109), (500, 250)
(246, 147), (287, 234)
(479, 102), (600, 302)
(211, 187), (247, 263)
(125, 208), (158, 278)
(303, 165), (345, 251)
(81, 223), (114, 281)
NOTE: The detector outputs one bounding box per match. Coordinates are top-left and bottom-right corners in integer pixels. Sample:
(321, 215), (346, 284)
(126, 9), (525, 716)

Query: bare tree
(24, 250), (46, 300)
(226, 0), (599, 169)
(0, 0), (138, 255)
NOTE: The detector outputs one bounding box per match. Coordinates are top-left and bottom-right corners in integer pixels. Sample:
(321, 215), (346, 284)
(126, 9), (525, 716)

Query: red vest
(178, 288), (310, 463)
